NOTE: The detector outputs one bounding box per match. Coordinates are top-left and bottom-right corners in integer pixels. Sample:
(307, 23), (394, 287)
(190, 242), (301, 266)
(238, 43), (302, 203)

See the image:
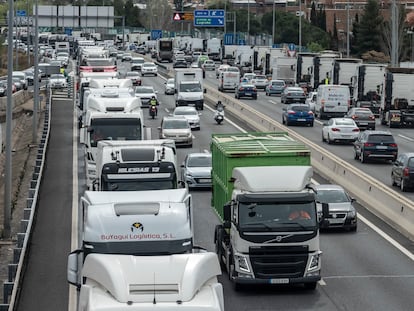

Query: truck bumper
(177, 100), (204, 110)
(233, 275), (321, 285)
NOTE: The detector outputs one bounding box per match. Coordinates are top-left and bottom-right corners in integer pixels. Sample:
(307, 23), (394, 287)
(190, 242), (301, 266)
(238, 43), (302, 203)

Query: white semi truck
(95, 139), (180, 191)
(67, 189), (224, 310)
(174, 68), (205, 110)
(80, 94), (144, 189)
(331, 58), (363, 89)
(310, 51), (341, 90)
(271, 56), (297, 86)
(68, 253), (224, 311)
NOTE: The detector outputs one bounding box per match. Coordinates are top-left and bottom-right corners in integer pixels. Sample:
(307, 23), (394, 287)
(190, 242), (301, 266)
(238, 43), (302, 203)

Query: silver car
(164, 78), (175, 95)
(181, 153), (212, 189)
(315, 184), (357, 231)
(158, 116), (192, 147)
(172, 106), (201, 130)
(48, 73), (67, 89)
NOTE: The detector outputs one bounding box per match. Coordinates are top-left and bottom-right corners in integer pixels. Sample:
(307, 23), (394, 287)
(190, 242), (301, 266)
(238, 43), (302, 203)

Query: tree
(353, 0), (383, 56)
(310, 2), (317, 26)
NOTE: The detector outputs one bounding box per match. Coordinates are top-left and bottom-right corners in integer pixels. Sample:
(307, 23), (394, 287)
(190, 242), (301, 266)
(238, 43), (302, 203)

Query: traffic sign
(16, 10), (26, 17)
(194, 10), (225, 27)
(172, 12), (194, 21)
(224, 33), (234, 45)
(151, 30), (162, 40)
(288, 43), (296, 51)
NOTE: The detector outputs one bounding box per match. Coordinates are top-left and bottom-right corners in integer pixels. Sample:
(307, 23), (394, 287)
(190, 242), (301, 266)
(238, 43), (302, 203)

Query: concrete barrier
(0, 91), (33, 112)
(203, 84), (414, 242)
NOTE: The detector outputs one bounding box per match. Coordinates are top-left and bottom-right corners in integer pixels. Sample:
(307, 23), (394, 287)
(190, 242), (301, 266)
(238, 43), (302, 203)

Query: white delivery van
(315, 84), (351, 119)
(218, 66), (240, 92)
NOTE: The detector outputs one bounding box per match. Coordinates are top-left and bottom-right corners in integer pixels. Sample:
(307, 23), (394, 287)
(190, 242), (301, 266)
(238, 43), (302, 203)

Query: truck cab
(174, 68), (206, 110)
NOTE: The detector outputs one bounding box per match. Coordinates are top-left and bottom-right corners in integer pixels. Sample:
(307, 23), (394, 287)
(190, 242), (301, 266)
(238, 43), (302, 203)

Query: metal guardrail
(0, 88), (52, 311)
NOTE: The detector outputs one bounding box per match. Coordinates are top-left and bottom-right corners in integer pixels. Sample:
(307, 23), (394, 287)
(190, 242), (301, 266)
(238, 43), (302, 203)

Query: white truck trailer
(80, 94), (144, 189)
(174, 68), (205, 110)
(310, 51), (341, 90)
(95, 139), (180, 191)
(271, 56), (297, 86)
(68, 253), (224, 311)
(331, 58), (363, 87)
(206, 38), (221, 61)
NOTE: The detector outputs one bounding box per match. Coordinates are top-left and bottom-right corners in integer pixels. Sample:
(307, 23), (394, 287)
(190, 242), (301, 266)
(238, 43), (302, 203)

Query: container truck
(68, 252), (224, 311)
(380, 67), (414, 127)
(157, 38), (174, 62)
(310, 51), (341, 90)
(211, 132), (322, 290)
(95, 139), (180, 191)
(271, 56), (297, 86)
(331, 58), (363, 90)
(351, 63), (387, 115)
(296, 52), (317, 87)
(174, 68), (206, 110)
(206, 38), (222, 61)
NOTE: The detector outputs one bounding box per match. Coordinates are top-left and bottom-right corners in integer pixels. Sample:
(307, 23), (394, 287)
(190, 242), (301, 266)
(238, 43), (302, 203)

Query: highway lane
(13, 60), (414, 310)
(202, 69), (414, 202)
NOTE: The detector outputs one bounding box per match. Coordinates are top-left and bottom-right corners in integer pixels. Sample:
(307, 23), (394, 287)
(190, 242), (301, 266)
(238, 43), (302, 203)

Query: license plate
(341, 135), (351, 138)
(329, 218), (344, 224)
(270, 278), (289, 284)
(297, 119), (306, 121)
(199, 179), (211, 183)
(376, 146), (388, 149)
(359, 122), (368, 125)
(245, 92), (251, 96)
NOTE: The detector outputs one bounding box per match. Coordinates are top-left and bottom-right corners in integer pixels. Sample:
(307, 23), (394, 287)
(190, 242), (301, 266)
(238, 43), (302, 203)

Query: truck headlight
(308, 252), (322, 272)
(235, 255), (250, 273)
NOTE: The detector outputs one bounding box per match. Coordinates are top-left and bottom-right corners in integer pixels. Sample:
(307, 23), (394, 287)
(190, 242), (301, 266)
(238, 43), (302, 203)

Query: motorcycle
(149, 105), (157, 119)
(214, 105), (225, 125)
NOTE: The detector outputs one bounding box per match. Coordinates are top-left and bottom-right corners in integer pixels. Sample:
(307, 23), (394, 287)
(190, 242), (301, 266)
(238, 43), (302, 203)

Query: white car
(159, 116), (192, 147)
(305, 91), (317, 113)
(131, 57), (145, 71)
(251, 75), (268, 90)
(202, 60), (216, 71)
(172, 106), (201, 130)
(322, 117), (360, 144)
(134, 86), (158, 107)
(164, 78), (175, 95)
(48, 73), (67, 89)
(141, 62), (158, 76)
(216, 64), (230, 78)
(241, 73), (256, 82)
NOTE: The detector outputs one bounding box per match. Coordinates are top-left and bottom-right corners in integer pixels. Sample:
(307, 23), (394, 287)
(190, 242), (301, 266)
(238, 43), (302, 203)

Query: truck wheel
(214, 226), (225, 269)
(304, 282), (317, 290)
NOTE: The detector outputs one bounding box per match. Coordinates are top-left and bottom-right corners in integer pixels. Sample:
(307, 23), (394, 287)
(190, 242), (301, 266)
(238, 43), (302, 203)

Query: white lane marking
(319, 279), (327, 286)
(69, 94), (79, 311)
(323, 275), (414, 279)
(268, 100), (277, 105)
(398, 134), (414, 142)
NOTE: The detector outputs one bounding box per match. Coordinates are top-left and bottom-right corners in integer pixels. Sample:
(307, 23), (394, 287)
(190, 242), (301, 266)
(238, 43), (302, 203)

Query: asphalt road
(13, 59), (414, 311)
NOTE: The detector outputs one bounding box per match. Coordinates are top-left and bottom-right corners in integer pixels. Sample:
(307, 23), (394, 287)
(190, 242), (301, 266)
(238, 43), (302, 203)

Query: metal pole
(299, 0), (302, 53)
(391, 0), (398, 66)
(346, 1), (350, 57)
(224, 0), (227, 35)
(122, 15), (125, 49)
(16, 8), (19, 71)
(234, 12), (236, 45)
(4, 0), (15, 239)
(27, 0), (31, 65)
(272, 0), (275, 46)
(33, 0), (39, 144)
(247, 0), (250, 45)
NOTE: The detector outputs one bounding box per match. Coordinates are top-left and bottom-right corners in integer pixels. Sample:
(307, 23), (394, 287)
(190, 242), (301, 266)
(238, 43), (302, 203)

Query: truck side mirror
(204, 88), (207, 93)
(223, 202), (231, 229)
(320, 202), (330, 227)
(67, 249), (83, 288)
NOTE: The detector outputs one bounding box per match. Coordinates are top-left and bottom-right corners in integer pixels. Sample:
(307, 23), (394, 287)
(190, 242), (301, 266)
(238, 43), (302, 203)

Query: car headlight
(348, 210), (357, 218)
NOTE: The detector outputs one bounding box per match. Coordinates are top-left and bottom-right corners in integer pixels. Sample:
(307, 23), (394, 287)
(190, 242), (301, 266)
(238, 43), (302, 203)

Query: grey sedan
(181, 153), (212, 189)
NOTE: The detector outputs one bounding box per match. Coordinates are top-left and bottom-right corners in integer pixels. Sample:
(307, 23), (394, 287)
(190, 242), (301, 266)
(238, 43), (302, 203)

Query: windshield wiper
(280, 222), (312, 230)
(241, 222), (273, 231)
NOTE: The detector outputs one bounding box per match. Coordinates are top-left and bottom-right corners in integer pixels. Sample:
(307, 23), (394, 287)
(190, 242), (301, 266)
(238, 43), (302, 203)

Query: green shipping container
(211, 132), (311, 218)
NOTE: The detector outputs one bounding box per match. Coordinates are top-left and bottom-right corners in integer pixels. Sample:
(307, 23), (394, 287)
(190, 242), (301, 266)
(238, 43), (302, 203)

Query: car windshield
(126, 72), (139, 77)
(167, 79), (174, 85)
(408, 157), (414, 168)
(50, 74), (64, 79)
(163, 119), (189, 129)
(132, 59), (144, 64)
(175, 110), (197, 116)
(255, 75), (266, 80)
(291, 105), (310, 111)
(335, 119), (355, 126)
(143, 63), (155, 68)
(187, 156), (212, 167)
(272, 82), (284, 86)
(354, 110), (372, 116)
(316, 189), (349, 203)
(180, 83), (201, 92)
(135, 87), (153, 94)
(369, 134), (394, 143)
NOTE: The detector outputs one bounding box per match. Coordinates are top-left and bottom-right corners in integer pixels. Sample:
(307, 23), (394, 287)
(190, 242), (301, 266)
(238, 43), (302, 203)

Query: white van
(218, 66), (240, 92)
(315, 84), (351, 119)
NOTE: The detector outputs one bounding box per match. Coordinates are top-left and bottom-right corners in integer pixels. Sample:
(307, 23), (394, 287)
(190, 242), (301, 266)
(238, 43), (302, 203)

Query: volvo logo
(264, 234), (293, 243)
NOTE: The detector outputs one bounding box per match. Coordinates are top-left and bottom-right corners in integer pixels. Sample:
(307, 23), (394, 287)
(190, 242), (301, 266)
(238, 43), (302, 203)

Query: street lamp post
(272, 0), (275, 46)
(298, 0), (302, 53)
(346, 0), (350, 57)
(247, 0), (250, 45)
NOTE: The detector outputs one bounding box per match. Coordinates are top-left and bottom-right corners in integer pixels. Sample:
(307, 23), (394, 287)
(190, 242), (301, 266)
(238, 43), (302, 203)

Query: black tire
(401, 179), (407, 192)
(391, 174), (397, 186)
(322, 132), (326, 142)
(282, 117), (285, 125)
(309, 122), (314, 127)
(304, 282), (317, 290)
(327, 134), (333, 144)
(354, 149), (359, 160)
(360, 151), (366, 163)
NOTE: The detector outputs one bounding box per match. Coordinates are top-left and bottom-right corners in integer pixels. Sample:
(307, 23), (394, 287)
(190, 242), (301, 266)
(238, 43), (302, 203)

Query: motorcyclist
(149, 96), (158, 116)
(215, 101), (224, 111)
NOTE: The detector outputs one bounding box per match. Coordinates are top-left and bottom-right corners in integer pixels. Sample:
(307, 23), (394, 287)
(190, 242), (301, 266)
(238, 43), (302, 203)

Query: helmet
(152, 96), (155, 99)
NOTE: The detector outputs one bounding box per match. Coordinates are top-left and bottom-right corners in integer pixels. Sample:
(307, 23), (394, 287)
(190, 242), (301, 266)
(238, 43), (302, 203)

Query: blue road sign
(16, 10), (26, 17)
(64, 28), (73, 36)
(288, 43), (296, 51)
(238, 39), (246, 45)
(194, 10), (225, 27)
(224, 33), (234, 45)
(151, 29), (162, 40)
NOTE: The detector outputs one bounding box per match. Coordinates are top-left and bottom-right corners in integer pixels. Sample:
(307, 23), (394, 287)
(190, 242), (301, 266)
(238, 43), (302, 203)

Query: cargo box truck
(211, 132), (322, 290)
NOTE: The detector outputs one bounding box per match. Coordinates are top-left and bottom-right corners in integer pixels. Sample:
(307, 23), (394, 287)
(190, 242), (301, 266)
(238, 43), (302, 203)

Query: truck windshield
(180, 83), (201, 92)
(90, 118), (142, 147)
(238, 202), (317, 230)
(102, 179), (177, 191)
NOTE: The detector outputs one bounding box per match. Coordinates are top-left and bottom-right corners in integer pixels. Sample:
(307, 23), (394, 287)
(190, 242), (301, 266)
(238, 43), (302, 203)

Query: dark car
(235, 83), (257, 99)
(173, 60), (188, 68)
(353, 130), (398, 163)
(282, 103), (314, 127)
(391, 153), (414, 191)
(281, 86), (306, 104)
(315, 184), (357, 231)
(346, 107), (376, 130)
(356, 100), (380, 117)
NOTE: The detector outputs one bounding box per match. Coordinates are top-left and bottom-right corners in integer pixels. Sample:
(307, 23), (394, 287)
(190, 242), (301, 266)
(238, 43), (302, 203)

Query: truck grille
(249, 245), (308, 279)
